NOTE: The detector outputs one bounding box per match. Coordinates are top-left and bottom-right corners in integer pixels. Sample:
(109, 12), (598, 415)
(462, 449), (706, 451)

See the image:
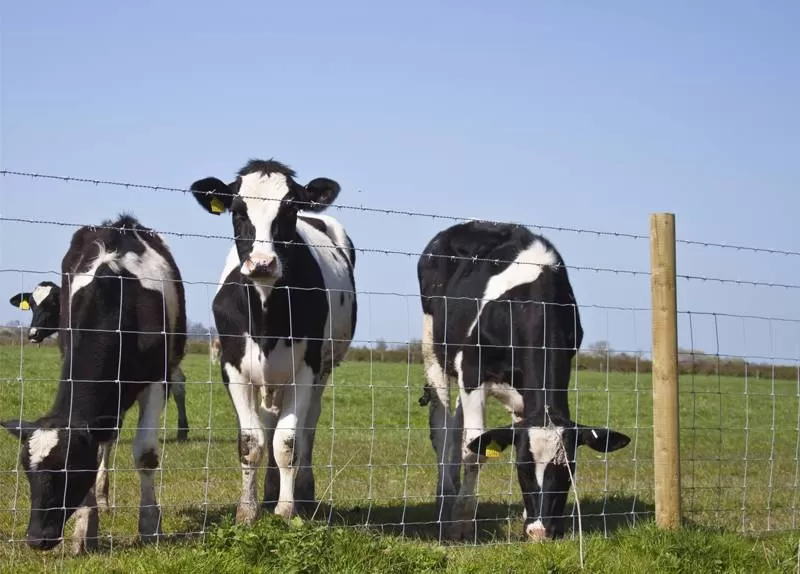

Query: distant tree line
(343, 338), (798, 381)
(1, 322), (796, 380)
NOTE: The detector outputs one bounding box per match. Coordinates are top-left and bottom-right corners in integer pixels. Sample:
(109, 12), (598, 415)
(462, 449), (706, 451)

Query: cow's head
(467, 413), (630, 540)
(9, 281), (61, 343)
(1, 416), (115, 550)
(190, 159), (341, 286)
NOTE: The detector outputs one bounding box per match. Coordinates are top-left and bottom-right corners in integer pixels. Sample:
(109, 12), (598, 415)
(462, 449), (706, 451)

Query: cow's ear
(1, 419), (36, 440)
(576, 426), (631, 453)
(466, 426), (517, 459)
(190, 177), (235, 215)
(9, 292), (32, 311)
(296, 178), (341, 212)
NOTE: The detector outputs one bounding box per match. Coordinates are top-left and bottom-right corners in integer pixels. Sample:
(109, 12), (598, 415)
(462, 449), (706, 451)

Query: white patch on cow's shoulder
(296, 217), (355, 368)
(32, 284), (53, 306)
(302, 213), (354, 266)
(69, 243), (119, 299)
(118, 232), (180, 332)
(528, 426), (565, 486)
(28, 428), (60, 470)
(467, 239), (558, 337)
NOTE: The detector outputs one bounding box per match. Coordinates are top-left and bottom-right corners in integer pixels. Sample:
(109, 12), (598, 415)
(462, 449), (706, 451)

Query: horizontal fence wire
(0, 169), (797, 568)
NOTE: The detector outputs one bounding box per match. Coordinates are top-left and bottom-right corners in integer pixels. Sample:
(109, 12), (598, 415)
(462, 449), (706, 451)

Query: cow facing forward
(417, 221), (630, 541)
(189, 158), (356, 524)
(1, 215), (187, 553)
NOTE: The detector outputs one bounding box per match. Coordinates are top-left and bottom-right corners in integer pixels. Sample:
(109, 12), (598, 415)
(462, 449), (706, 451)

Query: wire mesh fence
(0, 168), (798, 566)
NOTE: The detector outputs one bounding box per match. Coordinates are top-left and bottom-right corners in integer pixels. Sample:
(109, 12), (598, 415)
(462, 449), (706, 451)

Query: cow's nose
(253, 259), (276, 274)
(28, 328), (39, 342)
(245, 255), (278, 276)
(26, 533), (61, 551)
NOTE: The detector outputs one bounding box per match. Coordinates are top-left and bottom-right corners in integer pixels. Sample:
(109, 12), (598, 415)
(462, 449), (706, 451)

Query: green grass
(1, 345), (799, 572)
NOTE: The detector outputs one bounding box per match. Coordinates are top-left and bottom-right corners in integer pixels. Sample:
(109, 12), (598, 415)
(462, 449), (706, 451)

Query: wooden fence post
(650, 212), (681, 529)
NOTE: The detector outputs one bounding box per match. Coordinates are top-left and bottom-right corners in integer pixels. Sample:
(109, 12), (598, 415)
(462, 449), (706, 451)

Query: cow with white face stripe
(417, 221), (630, 541)
(1, 215), (187, 553)
(190, 158), (356, 524)
(9, 281), (61, 343)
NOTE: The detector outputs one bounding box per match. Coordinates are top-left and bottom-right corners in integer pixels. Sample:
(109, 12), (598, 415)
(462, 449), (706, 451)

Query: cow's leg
(273, 364), (314, 521)
(133, 382), (166, 543)
(261, 388), (281, 512)
(71, 488), (99, 555)
(450, 349), (486, 540)
(225, 364), (265, 525)
(95, 441), (111, 510)
(171, 367), (189, 442)
(421, 313), (459, 538)
(294, 377), (324, 516)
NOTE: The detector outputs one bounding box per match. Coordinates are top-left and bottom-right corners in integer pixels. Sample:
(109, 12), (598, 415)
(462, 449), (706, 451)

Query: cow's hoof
(275, 501), (294, 521)
(445, 519), (476, 542)
(525, 521), (547, 541)
(236, 502), (259, 525)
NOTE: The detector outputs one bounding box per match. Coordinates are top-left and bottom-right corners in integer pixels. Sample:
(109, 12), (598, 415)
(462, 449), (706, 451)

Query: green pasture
(0, 345), (799, 572)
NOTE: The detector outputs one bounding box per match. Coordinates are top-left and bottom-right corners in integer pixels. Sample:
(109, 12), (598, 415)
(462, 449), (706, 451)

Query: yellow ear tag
(210, 198), (225, 214)
(485, 440), (503, 458)
(19, 300), (30, 311)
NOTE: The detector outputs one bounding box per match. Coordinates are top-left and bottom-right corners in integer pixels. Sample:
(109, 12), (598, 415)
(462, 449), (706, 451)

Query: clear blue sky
(1, 1), (798, 364)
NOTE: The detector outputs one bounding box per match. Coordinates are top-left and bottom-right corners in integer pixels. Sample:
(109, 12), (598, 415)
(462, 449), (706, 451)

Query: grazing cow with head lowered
(189, 158), (356, 524)
(9, 280), (191, 510)
(417, 221), (630, 541)
(1, 215), (187, 553)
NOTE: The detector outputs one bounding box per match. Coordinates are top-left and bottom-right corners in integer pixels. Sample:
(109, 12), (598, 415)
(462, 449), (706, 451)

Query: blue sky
(1, 1), (798, 363)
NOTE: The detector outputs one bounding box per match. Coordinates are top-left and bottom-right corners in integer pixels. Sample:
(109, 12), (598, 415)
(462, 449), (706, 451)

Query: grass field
(1, 345), (799, 572)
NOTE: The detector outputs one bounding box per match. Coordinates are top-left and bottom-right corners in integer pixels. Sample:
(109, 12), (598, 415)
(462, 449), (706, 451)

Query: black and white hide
(8, 280), (191, 512)
(417, 221), (630, 541)
(189, 159), (357, 524)
(1, 215), (187, 553)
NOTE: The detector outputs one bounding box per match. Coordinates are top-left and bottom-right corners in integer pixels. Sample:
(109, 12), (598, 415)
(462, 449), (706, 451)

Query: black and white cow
(9, 281), (61, 343)
(1, 215), (187, 553)
(8, 280), (191, 510)
(189, 159), (356, 524)
(417, 221), (630, 541)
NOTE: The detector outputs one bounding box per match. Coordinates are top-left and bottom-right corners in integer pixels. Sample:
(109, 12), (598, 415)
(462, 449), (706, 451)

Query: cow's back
(55, 216), (185, 418)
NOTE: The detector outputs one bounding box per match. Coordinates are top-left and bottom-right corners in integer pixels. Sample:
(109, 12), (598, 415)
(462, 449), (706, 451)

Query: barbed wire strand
(5, 168), (800, 257)
(0, 169), (646, 241)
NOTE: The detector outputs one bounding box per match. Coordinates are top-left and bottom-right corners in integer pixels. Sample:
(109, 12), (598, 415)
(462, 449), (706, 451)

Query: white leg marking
(226, 362), (265, 525)
(133, 382), (165, 543)
(422, 314), (459, 527)
(273, 363), (314, 521)
(95, 442), (111, 510)
(71, 489), (99, 555)
(451, 350), (486, 538)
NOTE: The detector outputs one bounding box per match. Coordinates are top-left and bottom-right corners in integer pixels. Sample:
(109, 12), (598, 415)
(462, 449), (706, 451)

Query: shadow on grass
(173, 495), (655, 546)
(0, 496), (654, 557)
